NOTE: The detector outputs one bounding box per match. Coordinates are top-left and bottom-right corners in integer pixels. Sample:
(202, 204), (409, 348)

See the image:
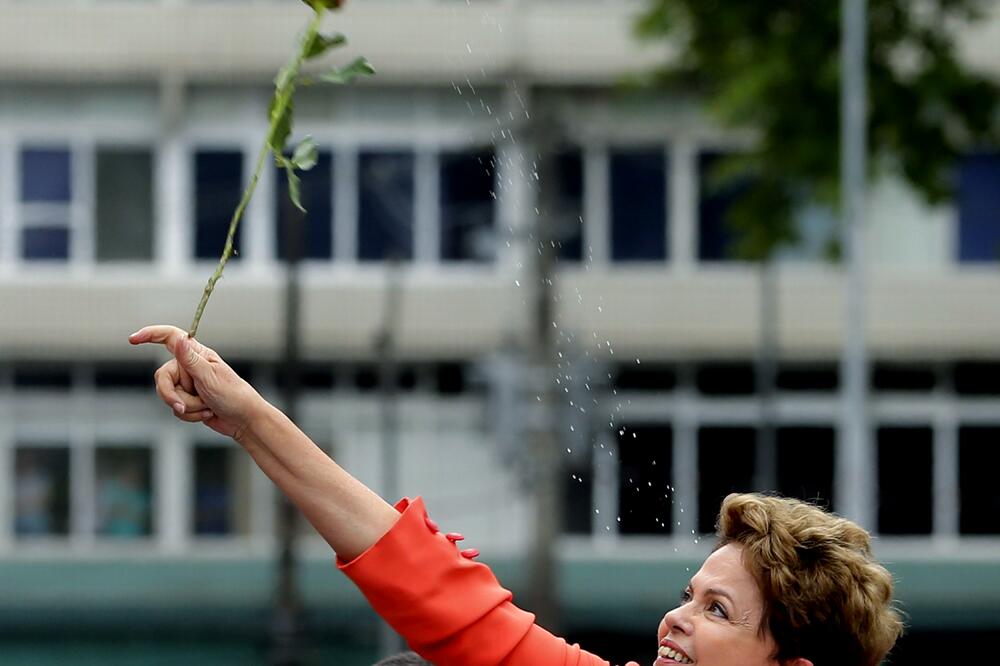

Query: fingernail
(173, 402), (185, 414)
(129, 329), (142, 338)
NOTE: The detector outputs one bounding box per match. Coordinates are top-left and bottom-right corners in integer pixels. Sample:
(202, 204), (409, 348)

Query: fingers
(154, 360), (207, 414)
(129, 325), (189, 355)
(131, 325), (212, 384)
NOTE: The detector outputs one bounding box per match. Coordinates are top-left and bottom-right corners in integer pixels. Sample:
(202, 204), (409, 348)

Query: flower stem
(188, 6), (326, 338)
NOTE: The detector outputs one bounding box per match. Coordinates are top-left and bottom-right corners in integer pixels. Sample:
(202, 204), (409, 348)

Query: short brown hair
(716, 493), (903, 666)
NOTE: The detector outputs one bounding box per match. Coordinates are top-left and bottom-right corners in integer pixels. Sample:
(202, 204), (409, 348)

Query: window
(958, 152), (1000, 262)
(877, 426), (933, 534)
(776, 427), (834, 509)
(95, 362), (156, 390)
(698, 151), (751, 261)
(275, 150), (333, 261)
(95, 446), (153, 538)
(14, 447), (70, 537)
(610, 148), (667, 261)
(564, 453), (594, 536)
(698, 426), (756, 533)
(20, 147), (72, 261)
(96, 148), (154, 261)
(195, 150), (244, 261)
(954, 362), (1000, 396)
(440, 149), (495, 262)
(775, 364), (838, 392)
(552, 149), (584, 262)
(695, 362), (755, 396)
(613, 362), (676, 392)
(872, 363), (936, 392)
(617, 424), (673, 535)
(959, 426), (1000, 534)
(13, 362), (72, 390)
(193, 445), (251, 536)
(358, 151), (414, 261)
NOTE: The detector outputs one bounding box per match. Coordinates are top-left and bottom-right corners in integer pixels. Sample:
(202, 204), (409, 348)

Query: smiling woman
(657, 494), (903, 666)
(129, 325), (903, 666)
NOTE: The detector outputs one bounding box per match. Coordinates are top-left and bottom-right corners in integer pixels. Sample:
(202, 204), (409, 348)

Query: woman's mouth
(655, 640), (693, 664)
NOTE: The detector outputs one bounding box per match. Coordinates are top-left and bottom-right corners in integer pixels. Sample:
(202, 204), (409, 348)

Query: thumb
(176, 336), (209, 377)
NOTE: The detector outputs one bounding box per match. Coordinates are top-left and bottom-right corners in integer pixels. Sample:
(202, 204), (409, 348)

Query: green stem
(188, 6), (326, 338)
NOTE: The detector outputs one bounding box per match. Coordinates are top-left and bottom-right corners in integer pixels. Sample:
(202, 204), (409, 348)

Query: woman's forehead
(691, 544), (760, 599)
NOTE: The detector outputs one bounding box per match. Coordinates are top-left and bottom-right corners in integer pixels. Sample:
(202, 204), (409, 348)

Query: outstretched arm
(129, 324), (398, 561)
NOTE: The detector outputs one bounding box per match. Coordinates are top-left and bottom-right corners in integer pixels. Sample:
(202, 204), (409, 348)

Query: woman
(129, 325), (903, 666)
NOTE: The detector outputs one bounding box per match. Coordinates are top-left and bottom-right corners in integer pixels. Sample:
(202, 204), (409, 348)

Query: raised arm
(128, 325), (398, 561)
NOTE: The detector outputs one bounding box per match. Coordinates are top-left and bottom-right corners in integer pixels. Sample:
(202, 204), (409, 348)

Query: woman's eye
(709, 601), (729, 619)
(679, 589), (692, 603)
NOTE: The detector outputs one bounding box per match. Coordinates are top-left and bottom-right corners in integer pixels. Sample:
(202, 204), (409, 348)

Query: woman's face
(655, 543), (778, 666)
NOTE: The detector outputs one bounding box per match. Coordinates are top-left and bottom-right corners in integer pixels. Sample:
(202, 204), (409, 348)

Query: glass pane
(440, 149), (496, 262)
(877, 426), (933, 535)
(954, 361), (1000, 395)
(22, 226), (70, 260)
(698, 427), (756, 533)
(610, 148), (667, 261)
(95, 447), (153, 538)
(20, 148), (71, 203)
(193, 446), (251, 536)
(959, 426), (1000, 534)
(563, 457), (594, 535)
(958, 152), (1000, 262)
(617, 424), (673, 535)
(358, 151), (414, 261)
(775, 363), (838, 391)
(776, 427), (834, 509)
(276, 150), (333, 261)
(553, 149), (584, 262)
(695, 362), (755, 396)
(14, 447), (70, 537)
(13, 362), (72, 390)
(698, 151), (751, 261)
(195, 150), (244, 260)
(872, 363), (936, 392)
(96, 148), (154, 261)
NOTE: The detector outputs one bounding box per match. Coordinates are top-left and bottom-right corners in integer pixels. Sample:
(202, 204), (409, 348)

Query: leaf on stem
(305, 32), (347, 59)
(320, 56), (376, 85)
(268, 95), (295, 153)
(286, 167), (305, 213)
(292, 137), (319, 171)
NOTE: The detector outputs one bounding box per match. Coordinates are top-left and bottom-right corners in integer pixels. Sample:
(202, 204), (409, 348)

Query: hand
(129, 325), (267, 440)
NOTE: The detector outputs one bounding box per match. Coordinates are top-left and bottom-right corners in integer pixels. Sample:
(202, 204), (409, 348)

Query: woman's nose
(663, 603), (694, 636)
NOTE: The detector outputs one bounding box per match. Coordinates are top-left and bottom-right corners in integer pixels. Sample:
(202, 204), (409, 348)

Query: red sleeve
(338, 497), (613, 666)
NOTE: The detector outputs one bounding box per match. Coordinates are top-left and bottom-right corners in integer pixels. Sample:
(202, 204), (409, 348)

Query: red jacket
(339, 497), (641, 666)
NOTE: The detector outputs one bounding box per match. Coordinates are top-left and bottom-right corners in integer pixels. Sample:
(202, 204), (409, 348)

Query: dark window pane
(359, 151), (414, 261)
(193, 446), (250, 536)
(564, 461), (594, 535)
(696, 362), (755, 396)
(21, 148), (71, 203)
(23, 227), (70, 260)
(14, 447), (70, 537)
(195, 150), (244, 260)
(958, 153), (1000, 262)
(959, 427), (1000, 534)
(353, 364), (379, 391)
(776, 364), (838, 391)
(435, 362), (466, 395)
(872, 363), (936, 392)
(440, 149), (495, 262)
(776, 427), (834, 509)
(611, 148), (667, 261)
(95, 363), (156, 390)
(95, 447), (152, 538)
(553, 149), (584, 262)
(275, 362), (336, 391)
(698, 427), (756, 533)
(954, 362), (1000, 396)
(698, 151), (751, 261)
(618, 424), (673, 535)
(613, 363), (676, 391)
(14, 363), (72, 389)
(877, 427), (933, 534)
(96, 148), (154, 261)
(276, 150), (333, 261)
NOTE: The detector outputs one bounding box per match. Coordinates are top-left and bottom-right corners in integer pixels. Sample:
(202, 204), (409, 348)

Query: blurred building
(1, 1), (999, 663)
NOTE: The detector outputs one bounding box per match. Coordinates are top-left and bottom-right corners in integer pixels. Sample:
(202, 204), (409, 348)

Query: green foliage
(636, 0), (1000, 261)
(318, 56), (377, 85)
